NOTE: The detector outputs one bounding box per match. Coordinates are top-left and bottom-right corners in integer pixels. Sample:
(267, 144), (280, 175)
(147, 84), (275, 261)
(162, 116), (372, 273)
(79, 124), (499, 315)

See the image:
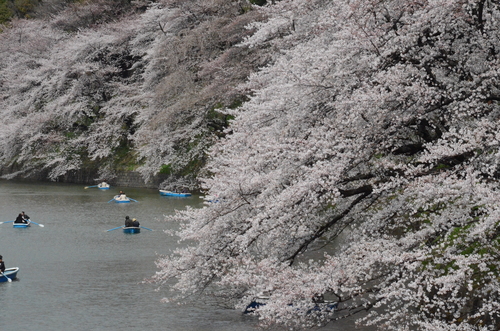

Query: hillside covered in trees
(0, 0), (269, 188)
(2, 1), (500, 331)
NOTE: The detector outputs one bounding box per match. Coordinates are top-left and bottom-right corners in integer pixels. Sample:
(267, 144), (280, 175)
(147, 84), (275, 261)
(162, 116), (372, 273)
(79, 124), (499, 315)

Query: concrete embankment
(1, 168), (168, 189)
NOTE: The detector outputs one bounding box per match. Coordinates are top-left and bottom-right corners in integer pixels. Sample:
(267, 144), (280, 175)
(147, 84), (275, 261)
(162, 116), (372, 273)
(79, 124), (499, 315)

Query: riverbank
(0, 168), (169, 189)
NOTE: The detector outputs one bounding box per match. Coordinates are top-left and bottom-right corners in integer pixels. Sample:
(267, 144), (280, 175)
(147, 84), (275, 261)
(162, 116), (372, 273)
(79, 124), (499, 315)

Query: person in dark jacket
(125, 216), (133, 227)
(14, 213), (26, 224)
(0, 255), (5, 273)
(132, 218), (140, 227)
(14, 211), (30, 223)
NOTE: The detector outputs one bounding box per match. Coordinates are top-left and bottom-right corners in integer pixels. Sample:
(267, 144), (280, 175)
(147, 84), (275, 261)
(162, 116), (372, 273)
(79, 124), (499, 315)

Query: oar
(28, 220), (44, 227)
(84, 185), (98, 189)
(129, 198), (139, 202)
(106, 225), (125, 232)
(1, 271), (12, 283)
(140, 226), (153, 231)
(107, 198), (116, 203)
(0, 220), (15, 225)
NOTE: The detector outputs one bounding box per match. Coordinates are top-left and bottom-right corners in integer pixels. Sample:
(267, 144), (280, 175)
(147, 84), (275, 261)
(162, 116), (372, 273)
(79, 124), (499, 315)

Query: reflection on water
(0, 180), (371, 331)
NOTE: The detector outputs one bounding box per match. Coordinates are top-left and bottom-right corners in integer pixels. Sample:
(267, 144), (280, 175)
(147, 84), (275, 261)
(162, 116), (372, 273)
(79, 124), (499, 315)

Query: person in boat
(14, 212), (29, 224)
(0, 255), (5, 273)
(22, 211), (30, 222)
(98, 181), (109, 188)
(312, 293), (325, 304)
(132, 218), (140, 227)
(14, 213), (24, 223)
(114, 191), (127, 201)
(125, 216), (133, 227)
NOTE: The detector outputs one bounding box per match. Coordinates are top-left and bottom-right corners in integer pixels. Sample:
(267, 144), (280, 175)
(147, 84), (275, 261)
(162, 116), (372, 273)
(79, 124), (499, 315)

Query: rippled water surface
(0, 181), (371, 331)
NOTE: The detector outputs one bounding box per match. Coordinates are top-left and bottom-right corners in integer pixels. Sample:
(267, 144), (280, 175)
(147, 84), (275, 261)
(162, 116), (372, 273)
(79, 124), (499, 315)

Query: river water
(0, 181), (372, 331)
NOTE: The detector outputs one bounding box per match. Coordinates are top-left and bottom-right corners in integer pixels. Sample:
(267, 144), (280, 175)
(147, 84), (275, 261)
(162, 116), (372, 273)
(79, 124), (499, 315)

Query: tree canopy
(153, 0), (500, 330)
(0, 0), (266, 184)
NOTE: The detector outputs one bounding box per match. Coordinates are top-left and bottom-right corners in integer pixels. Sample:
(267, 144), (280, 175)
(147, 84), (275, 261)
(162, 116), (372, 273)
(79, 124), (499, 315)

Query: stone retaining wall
(1, 167), (169, 189)
(107, 171), (169, 189)
(62, 170), (169, 188)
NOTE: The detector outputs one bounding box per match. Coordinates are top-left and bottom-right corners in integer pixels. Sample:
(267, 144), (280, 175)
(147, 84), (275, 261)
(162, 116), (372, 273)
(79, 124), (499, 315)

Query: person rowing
(97, 182), (110, 189)
(114, 191), (128, 201)
(0, 255), (5, 273)
(14, 211), (30, 224)
(125, 216), (140, 227)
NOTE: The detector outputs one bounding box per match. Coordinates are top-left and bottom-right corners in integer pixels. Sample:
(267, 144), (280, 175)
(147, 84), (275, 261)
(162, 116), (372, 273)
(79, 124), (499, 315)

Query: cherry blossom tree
(154, 0), (500, 330)
(0, 0), (268, 185)
(131, 0), (268, 186)
(0, 14), (145, 180)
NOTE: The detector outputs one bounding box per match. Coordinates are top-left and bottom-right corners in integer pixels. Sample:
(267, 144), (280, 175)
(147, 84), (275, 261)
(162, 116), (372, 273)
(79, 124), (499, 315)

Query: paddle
(128, 198), (139, 202)
(140, 226), (153, 231)
(106, 225), (125, 232)
(84, 185), (98, 189)
(107, 198), (116, 203)
(28, 220), (44, 227)
(1, 271), (12, 283)
(0, 220), (15, 225)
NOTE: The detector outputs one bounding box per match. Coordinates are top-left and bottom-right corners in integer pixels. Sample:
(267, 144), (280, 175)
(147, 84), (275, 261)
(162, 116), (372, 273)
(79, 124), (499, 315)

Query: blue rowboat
(243, 294), (337, 314)
(114, 195), (131, 203)
(159, 190), (192, 197)
(98, 183), (110, 190)
(123, 227), (140, 234)
(115, 199), (130, 203)
(0, 267), (19, 282)
(13, 221), (31, 228)
(243, 293), (269, 313)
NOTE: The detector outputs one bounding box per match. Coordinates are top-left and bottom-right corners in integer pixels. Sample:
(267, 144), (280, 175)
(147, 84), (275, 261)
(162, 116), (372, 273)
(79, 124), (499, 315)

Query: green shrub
(0, 0), (12, 24)
(14, 0), (38, 16)
(159, 164), (172, 175)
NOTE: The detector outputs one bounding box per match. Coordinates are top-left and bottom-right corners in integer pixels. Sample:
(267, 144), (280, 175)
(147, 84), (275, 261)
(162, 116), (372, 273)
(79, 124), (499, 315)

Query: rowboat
(0, 267), (19, 282)
(13, 220), (31, 228)
(123, 227), (140, 234)
(243, 292), (269, 314)
(159, 190), (192, 197)
(98, 182), (110, 190)
(114, 195), (131, 203)
(202, 195), (222, 203)
(243, 294), (337, 314)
